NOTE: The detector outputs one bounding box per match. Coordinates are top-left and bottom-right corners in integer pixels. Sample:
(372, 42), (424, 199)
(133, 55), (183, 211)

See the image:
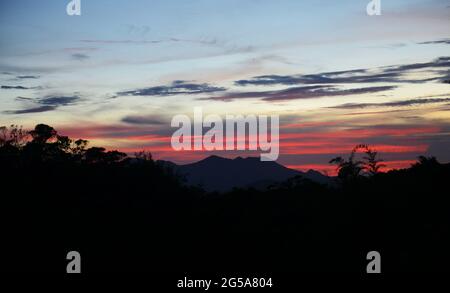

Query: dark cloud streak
(71, 53), (90, 61)
(16, 75), (39, 79)
(204, 85), (397, 102)
(4, 106), (56, 114)
(122, 115), (166, 125)
(118, 80), (226, 96)
(37, 96), (80, 106)
(235, 57), (450, 86)
(417, 39), (450, 45)
(329, 97), (450, 109)
(1, 85), (31, 90)
(3, 95), (81, 115)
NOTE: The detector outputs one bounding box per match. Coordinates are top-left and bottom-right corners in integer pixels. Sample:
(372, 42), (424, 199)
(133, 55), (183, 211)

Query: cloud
(383, 57), (450, 73)
(417, 39), (450, 45)
(37, 95), (80, 106)
(125, 25), (151, 36)
(2, 84), (42, 90)
(63, 47), (97, 53)
(80, 37), (226, 47)
(15, 96), (34, 101)
(276, 125), (439, 162)
(79, 37), (254, 56)
(0, 63), (61, 74)
(329, 97), (450, 109)
(341, 109), (408, 116)
(16, 75), (39, 79)
(204, 85), (397, 102)
(3, 95), (81, 115)
(234, 57), (450, 86)
(122, 115), (166, 125)
(59, 124), (171, 140)
(1, 85), (31, 90)
(4, 106), (56, 114)
(71, 53), (90, 61)
(80, 39), (165, 45)
(218, 57), (449, 104)
(235, 71), (412, 86)
(118, 80), (226, 96)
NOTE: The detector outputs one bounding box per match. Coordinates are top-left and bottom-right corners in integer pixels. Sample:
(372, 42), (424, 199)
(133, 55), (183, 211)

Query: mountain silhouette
(157, 155), (331, 192)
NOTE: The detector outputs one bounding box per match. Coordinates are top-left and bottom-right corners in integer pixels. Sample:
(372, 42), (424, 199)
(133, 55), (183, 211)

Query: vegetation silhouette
(1, 124), (449, 273)
(329, 144), (386, 181)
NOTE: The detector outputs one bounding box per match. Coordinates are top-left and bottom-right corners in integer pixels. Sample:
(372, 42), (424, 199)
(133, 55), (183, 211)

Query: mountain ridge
(157, 155), (331, 192)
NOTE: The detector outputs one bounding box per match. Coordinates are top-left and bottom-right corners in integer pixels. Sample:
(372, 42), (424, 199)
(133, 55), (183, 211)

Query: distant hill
(157, 155), (331, 192)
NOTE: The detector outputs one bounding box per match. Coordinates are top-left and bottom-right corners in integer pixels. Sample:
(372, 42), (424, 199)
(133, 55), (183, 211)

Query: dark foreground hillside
(1, 124), (449, 273)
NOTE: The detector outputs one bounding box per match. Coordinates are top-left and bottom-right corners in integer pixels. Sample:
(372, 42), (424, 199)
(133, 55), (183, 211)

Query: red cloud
(55, 123), (439, 170)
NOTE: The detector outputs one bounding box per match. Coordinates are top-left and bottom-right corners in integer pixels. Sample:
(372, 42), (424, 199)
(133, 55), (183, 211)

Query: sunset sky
(1, 0), (449, 174)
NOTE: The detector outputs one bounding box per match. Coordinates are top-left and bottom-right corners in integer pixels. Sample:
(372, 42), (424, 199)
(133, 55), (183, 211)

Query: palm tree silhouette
(329, 144), (385, 179)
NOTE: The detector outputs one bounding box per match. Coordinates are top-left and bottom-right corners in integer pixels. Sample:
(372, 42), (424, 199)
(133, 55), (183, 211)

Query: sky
(0, 0), (449, 174)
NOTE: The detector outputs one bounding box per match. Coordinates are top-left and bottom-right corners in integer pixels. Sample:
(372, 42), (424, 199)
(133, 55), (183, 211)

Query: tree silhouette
(329, 144), (364, 180)
(55, 135), (72, 152)
(413, 155), (440, 168)
(0, 124), (129, 165)
(70, 139), (88, 160)
(329, 144), (385, 179)
(135, 150), (152, 161)
(29, 124), (56, 144)
(361, 144), (386, 175)
(84, 147), (126, 164)
(0, 125), (28, 147)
